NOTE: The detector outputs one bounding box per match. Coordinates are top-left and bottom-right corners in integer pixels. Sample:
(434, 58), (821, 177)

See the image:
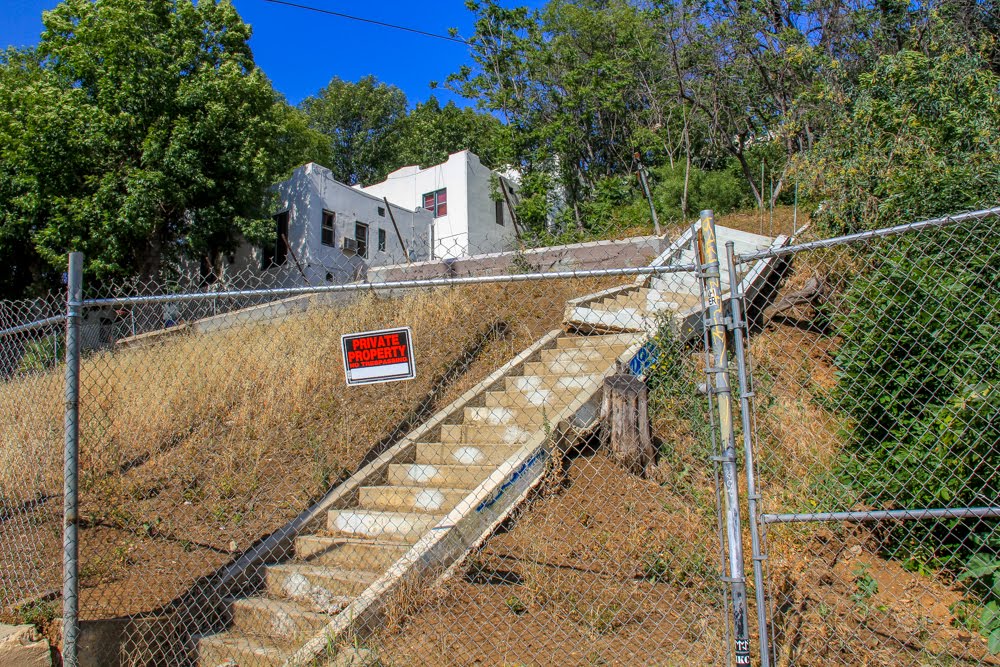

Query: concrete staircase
(191, 224), (789, 667)
(563, 225), (785, 337)
(193, 332), (644, 666)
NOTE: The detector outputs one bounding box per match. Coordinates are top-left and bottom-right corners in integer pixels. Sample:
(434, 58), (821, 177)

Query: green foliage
(16, 599), (58, 627)
(850, 563), (879, 608)
(0, 0), (305, 295)
(958, 554), (1000, 653)
(16, 336), (63, 374)
(833, 229), (1000, 552)
(299, 75), (408, 185)
(394, 96), (507, 171)
(650, 164), (749, 221)
(803, 47), (1000, 233)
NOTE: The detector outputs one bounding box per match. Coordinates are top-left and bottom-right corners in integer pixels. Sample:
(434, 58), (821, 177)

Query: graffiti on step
(628, 342), (657, 377)
(475, 448), (546, 513)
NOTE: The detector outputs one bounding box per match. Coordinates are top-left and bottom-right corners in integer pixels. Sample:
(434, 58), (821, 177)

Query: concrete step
(505, 373), (604, 394)
(358, 485), (471, 513)
(484, 387), (580, 410)
(326, 508), (444, 541)
(195, 632), (287, 667)
(650, 271), (702, 294)
(440, 422), (536, 444)
(523, 358), (611, 376)
(554, 333), (639, 349)
(540, 346), (625, 362)
(462, 404), (563, 427)
(265, 563), (376, 607)
(415, 442), (524, 466)
(294, 535), (411, 571)
(226, 596), (333, 644)
(386, 462), (496, 488)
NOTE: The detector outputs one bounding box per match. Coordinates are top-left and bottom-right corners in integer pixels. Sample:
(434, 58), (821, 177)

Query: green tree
(804, 47), (1000, 233)
(821, 46), (1000, 613)
(0, 0), (298, 294)
(299, 75), (408, 185)
(394, 96), (506, 170)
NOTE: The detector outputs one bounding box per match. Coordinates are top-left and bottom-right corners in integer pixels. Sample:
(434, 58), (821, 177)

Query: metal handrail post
(63, 252), (83, 667)
(698, 211), (751, 665)
(727, 240), (770, 667)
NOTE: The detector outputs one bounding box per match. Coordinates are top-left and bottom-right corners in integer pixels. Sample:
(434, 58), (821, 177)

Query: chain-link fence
(1, 291), (67, 626)
(730, 207), (1000, 666)
(3, 207), (997, 666)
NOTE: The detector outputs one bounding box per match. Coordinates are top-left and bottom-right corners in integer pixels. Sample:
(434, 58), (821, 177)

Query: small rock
(0, 624), (52, 667)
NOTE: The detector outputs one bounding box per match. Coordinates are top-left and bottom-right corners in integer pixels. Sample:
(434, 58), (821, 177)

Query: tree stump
(601, 374), (654, 477)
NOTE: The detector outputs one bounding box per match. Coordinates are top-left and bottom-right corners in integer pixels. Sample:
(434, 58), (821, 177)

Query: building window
(377, 206), (386, 217)
(422, 188), (447, 217)
(262, 211), (289, 269)
(378, 228), (387, 252)
(495, 199), (505, 226)
(355, 222), (369, 259)
(321, 210), (336, 247)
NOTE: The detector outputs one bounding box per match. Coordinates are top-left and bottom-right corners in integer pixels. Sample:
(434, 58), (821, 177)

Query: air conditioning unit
(340, 237), (359, 254)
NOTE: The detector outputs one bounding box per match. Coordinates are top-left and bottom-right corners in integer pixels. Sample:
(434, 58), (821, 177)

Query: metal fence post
(63, 252), (83, 667)
(698, 211), (751, 665)
(727, 240), (770, 667)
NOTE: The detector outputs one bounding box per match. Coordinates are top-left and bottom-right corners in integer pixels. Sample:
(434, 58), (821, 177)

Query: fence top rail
(735, 207), (1000, 264)
(80, 263), (699, 309)
(762, 506), (1000, 524)
(0, 314), (66, 340)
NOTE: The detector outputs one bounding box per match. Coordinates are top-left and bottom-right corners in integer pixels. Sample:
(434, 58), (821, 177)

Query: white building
(360, 150), (519, 259)
(234, 163), (435, 286)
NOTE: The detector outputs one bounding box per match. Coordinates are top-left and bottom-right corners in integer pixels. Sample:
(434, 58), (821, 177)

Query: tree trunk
(602, 374), (654, 477)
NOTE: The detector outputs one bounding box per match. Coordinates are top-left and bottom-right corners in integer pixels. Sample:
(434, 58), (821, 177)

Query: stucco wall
(361, 151), (518, 260)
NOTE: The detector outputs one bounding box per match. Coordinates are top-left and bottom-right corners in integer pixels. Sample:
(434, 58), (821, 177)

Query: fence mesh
(0, 291), (66, 628)
(4, 208), (997, 666)
(734, 209), (1000, 666)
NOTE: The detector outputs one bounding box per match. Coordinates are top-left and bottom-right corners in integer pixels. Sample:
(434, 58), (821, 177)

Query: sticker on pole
(341, 326), (415, 386)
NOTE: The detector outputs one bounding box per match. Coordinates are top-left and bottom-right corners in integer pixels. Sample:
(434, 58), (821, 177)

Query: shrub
(832, 224), (1000, 572)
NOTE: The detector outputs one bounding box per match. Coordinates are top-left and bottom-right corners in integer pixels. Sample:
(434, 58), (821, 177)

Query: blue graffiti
(628, 341), (659, 376)
(475, 448), (546, 513)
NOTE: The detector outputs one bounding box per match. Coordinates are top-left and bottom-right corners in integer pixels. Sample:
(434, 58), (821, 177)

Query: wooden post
(383, 197), (411, 264)
(497, 178), (525, 247)
(601, 374), (654, 476)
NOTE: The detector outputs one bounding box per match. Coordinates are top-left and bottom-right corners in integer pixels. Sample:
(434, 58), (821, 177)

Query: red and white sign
(341, 327), (415, 386)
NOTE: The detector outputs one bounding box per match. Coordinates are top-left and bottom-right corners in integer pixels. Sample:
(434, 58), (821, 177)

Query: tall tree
(299, 75), (408, 185)
(394, 96), (507, 169)
(0, 0), (295, 294)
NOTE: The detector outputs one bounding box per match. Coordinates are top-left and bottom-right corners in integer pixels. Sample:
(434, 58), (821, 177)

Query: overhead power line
(260, 0), (469, 45)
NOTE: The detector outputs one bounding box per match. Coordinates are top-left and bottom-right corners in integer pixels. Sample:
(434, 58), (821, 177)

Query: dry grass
(0, 277), (616, 621)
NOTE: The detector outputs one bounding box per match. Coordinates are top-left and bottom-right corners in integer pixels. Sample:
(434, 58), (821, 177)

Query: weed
(850, 563), (878, 610)
(505, 595), (527, 615)
(17, 600), (57, 626)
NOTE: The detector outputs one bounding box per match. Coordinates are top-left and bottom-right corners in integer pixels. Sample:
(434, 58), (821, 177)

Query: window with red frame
(422, 188), (447, 217)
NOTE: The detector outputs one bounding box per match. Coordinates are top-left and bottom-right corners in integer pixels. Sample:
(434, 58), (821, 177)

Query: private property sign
(341, 327), (416, 386)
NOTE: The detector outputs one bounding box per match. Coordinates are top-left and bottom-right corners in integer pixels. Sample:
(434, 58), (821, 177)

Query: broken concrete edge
(639, 226), (699, 276)
(737, 234), (791, 305)
(0, 623), (52, 667)
(281, 336), (647, 667)
(164, 329), (566, 650)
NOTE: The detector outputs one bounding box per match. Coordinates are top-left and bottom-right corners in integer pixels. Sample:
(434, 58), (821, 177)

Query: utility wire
(260, 0), (469, 45)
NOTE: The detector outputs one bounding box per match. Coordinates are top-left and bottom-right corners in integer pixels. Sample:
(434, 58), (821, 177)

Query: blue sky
(2, 0), (544, 107)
